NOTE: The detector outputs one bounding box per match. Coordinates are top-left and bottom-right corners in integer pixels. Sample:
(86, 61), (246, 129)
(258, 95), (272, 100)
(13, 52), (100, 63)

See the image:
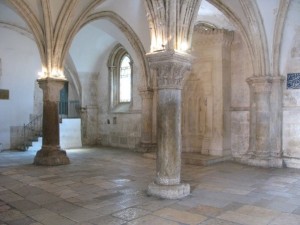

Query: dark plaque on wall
(287, 73), (300, 89)
(0, 89), (9, 100)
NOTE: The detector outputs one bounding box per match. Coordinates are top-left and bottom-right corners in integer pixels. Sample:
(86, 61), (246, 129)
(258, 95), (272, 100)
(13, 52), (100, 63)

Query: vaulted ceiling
(0, 0), (298, 80)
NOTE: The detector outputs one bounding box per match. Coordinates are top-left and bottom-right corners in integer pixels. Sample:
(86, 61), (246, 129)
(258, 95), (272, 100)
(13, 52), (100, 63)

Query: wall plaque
(287, 73), (300, 89)
(0, 89), (9, 100)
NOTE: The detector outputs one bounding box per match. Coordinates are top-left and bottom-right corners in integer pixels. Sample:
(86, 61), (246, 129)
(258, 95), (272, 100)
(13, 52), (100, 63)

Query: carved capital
(247, 76), (273, 93)
(38, 77), (66, 102)
(146, 50), (192, 89)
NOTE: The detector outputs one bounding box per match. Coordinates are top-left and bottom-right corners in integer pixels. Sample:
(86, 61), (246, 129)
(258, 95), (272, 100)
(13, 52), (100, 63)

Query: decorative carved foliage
(146, 50), (192, 89)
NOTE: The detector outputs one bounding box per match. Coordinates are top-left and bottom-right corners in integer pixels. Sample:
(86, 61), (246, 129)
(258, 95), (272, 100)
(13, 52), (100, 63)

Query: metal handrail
(23, 114), (43, 150)
(21, 100), (80, 150)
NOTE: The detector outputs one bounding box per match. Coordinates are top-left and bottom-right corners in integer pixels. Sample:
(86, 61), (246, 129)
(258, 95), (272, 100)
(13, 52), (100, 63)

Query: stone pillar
(139, 88), (155, 152)
(34, 77), (70, 166)
(242, 76), (283, 167)
(147, 50), (191, 199)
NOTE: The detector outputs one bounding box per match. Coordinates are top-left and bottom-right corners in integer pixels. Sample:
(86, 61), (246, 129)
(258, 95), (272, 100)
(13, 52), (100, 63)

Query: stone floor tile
(4, 216), (36, 225)
(153, 207), (207, 225)
(25, 208), (58, 223)
(61, 208), (101, 222)
(112, 207), (149, 221)
(168, 202), (194, 211)
(221, 202), (244, 212)
(26, 193), (61, 206)
(218, 205), (281, 225)
(0, 204), (11, 213)
(188, 205), (223, 217)
(0, 192), (23, 203)
(10, 186), (45, 198)
(43, 200), (81, 213)
(34, 213), (75, 225)
(8, 200), (40, 212)
(268, 213), (300, 225)
(94, 202), (129, 215)
(235, 205), (280, 219)
(1, 148), (300, 225)
(199, 218), (242, 225)
(218, 211), (268, 225)
(88, 215), (126, 225)
(54, 180), (75, 186)
(126, 214), (181, 225)
(0, 209), (26, 222)
(254, 198), (298, 213)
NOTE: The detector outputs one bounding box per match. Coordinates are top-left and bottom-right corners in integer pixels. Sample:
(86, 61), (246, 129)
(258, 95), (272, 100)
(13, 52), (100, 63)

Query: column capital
(38, 77), (67, 102)
(246, 76), (273, 93)
(146, 50), (192, 89)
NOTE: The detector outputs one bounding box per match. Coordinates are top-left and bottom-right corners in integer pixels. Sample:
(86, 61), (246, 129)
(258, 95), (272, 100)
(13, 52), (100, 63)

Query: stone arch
(206, 0), (269, 76)
(0, 22), (33, 40)
(272, 0), (290, 76)
(6, 0), (46, 67)
(64, 11), (150, 90)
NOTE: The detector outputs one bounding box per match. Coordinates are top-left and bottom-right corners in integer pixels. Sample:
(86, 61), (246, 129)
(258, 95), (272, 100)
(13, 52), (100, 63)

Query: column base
(147, 182), (190, 199)
(34, 146), (70, 166)
(239, 155), (283, 168)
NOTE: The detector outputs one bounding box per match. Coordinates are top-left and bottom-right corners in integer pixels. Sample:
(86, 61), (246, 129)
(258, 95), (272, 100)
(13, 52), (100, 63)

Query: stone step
(143, 152), (232, 166)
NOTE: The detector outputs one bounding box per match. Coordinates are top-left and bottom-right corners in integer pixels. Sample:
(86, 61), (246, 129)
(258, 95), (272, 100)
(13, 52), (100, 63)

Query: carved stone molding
(139, 88), (154, 99)
(193, 28), (234, 47)
(146, 50), (192, 89)
(246, 76), (273, 93)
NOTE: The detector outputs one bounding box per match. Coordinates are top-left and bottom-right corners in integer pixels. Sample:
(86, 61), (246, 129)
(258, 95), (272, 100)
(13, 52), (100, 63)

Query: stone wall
(182, 28), (233, 157)
(97, 55), (142, 150)
(99, 113), (141, 149)
(282, 27), (300, 168)
(230, 32), (252, 158)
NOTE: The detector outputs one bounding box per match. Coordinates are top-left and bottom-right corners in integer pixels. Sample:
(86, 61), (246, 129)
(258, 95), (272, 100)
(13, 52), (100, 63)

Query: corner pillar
(242, 76), (283, 167)
(146, 50), (191, 199)
(34, 77), (70, 166)
(139, 88), (155, 152)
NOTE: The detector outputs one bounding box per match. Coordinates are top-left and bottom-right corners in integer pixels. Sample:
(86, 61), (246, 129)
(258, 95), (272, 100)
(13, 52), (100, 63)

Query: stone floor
(1, 147), (300, 225)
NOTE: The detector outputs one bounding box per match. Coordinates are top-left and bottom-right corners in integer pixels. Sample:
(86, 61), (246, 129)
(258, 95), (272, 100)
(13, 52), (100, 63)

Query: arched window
(119, 55), (131, 103)
(108, 44), (133, 110)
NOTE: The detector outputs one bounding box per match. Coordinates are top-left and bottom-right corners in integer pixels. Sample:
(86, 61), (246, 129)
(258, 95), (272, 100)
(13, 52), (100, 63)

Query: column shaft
(146, 50), (191, 199)
(156, 89), (181, 185)
(34, 77), (70, 166)
(242, 76), (283, 167)
(140, 89), (155, 152)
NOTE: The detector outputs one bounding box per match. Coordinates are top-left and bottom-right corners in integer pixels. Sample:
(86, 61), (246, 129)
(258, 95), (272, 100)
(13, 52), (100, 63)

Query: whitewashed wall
(0, 27), (41, 149)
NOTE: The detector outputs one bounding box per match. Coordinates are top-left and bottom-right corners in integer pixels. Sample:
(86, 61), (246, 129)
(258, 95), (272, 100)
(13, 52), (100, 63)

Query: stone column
(139, 88), (155, 152)
(242, 76), (283, 167)
(147, 50), (191, 199)
(34, 77), (70, 166)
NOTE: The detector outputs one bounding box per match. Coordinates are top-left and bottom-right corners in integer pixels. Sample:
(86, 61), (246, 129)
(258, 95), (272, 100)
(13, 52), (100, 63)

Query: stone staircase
(27, 118), (82, 151)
